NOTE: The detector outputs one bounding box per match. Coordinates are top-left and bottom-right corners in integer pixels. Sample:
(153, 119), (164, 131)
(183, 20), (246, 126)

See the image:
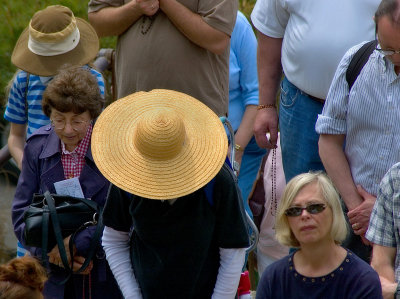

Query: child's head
(11, 5), (99, 77)
(0, 256), (47, 299)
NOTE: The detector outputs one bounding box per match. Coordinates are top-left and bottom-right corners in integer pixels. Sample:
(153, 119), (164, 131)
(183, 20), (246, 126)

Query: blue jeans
(279, 77), (325, 182)
(237, 136), (266, 218)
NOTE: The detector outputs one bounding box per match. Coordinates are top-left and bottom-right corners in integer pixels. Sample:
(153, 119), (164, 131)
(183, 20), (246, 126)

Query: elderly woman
(11, 67), (122, 299)
(256, 172), (382, 299)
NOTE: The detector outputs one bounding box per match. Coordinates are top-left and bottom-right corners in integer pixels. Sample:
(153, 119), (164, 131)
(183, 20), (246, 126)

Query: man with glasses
(316, 0), (400, 264)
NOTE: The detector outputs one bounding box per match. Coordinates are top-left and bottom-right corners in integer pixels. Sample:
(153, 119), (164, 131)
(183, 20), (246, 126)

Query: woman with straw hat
(92, 89), (250, 298)
(12, 67), (122, 299)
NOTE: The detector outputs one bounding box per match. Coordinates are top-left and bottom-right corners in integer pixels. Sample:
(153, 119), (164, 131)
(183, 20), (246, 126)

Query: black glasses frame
(285, 203), (326, 217)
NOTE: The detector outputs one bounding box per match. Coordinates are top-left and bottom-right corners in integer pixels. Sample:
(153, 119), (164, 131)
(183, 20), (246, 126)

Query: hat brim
(11, 18), (99, 77)
(91, 89), (228, 200)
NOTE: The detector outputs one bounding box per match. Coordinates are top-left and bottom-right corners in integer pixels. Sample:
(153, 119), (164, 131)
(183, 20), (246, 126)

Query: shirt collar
(61, 123), (93, 157)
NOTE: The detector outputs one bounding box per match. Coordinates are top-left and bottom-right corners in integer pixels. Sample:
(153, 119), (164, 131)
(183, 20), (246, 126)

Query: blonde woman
(256, 172), (382, 299)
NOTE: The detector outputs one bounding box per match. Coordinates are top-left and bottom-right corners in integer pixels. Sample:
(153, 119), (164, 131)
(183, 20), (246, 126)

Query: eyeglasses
(50, 118), (90, 131)
(375, 46), (400, 56)
(375, 27), (400, 56)
(285, 203), (326, 217)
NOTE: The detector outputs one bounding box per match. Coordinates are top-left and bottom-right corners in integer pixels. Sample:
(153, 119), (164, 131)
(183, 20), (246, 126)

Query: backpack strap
(346, 40), (377, 91)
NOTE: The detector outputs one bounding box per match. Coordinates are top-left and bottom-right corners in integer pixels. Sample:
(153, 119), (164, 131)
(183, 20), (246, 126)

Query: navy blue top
(256, 250), (382, 299)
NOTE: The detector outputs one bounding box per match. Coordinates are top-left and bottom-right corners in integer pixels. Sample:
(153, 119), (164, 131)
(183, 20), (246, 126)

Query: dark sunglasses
(285, 203), (326, 217)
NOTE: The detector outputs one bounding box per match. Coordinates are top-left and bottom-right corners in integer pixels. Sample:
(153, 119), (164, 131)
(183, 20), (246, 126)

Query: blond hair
(275, 172), (348, 248)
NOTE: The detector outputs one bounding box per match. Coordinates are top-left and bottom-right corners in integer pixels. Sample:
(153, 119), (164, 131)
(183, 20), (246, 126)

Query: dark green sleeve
(102, 184), (133, 232)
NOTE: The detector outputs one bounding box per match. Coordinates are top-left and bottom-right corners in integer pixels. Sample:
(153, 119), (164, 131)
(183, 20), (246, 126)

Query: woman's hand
(48, 235), (74, 267)
(234, 149), (244, 175)
(47, 235), (93, 275)
(227, 144), (244, 175)
(72, 257), (93, 275)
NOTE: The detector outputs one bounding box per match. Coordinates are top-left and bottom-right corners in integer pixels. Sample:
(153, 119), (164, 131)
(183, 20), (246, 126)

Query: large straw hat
(11, 5), (99, 77)
(91, 89), (228, 200)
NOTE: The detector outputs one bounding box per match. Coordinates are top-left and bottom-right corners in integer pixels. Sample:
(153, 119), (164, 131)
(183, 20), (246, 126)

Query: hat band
(28, 27), (80, 57)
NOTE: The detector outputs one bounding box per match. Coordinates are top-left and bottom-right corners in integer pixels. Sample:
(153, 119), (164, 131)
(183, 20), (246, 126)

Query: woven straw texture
(91, 89), (228, 200)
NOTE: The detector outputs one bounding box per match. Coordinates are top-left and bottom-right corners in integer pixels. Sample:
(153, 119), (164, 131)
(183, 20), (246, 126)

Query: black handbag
(23, 191), (104, 276)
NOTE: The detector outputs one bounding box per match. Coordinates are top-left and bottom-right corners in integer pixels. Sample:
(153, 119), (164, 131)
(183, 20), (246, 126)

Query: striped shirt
(4, 67), (105, 137)
(316, 41), (400, 196)
(366, 162), (400, 281)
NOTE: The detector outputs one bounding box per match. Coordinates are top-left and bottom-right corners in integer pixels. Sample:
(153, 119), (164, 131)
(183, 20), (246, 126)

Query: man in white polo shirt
(251, 0), (379, 183)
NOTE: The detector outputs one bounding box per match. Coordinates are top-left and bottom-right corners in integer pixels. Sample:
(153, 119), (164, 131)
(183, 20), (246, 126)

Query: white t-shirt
(251, 0), (379, 99)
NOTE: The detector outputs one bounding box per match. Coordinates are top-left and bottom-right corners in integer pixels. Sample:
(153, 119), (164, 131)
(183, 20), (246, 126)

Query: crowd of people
(2, 0), (400, 298)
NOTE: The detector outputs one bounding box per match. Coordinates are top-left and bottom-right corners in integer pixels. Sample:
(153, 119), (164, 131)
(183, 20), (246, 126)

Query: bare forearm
(318, 134), (362, 210)
(371, 245), (397, 298)
(159, 0), (229, 54)
(253, 32), (282, 148)
(372, 245), (396, 280)
(235, 105), (257, 149)
(8, 124), (26, 170)
(257, 32), (282, 106)
(8, 138), (24, 170)
(88, 2), (145, 37)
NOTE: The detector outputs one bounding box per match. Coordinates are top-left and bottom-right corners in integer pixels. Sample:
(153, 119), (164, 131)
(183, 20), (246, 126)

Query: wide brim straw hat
(92, 89), (228, 200)
(11, 5), (99, 77)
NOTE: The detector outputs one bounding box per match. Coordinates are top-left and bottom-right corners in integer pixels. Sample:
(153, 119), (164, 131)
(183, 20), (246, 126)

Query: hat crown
(29, 5), (77, 43)
(31, 5), (73, 34)
(134, 109), (186, 160)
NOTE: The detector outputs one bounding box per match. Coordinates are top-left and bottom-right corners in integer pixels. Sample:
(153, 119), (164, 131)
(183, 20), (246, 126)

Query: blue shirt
(4, 67), (105, 136)
(316, 42), (400, 195)
(256, 250), (382, 299)
(228, 11), (259, 131)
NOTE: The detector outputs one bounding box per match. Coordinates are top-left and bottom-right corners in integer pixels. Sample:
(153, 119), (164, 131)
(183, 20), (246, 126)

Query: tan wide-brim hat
(91, 89), (228, 200)
(11, 5), (99, 77)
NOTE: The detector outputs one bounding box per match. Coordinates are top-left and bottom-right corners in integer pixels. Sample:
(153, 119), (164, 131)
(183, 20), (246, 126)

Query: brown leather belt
(298, 87), (325, 103)
(308, 95), (325, 104)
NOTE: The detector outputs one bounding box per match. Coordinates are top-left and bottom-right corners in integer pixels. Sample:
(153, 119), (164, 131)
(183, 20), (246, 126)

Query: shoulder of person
(26, 125), (52, 143)
(341, 41), (375, 68)
(12, 70), (29, 86)
(233, 11), (253, 36)
(344, 251), (383, 296)
(236, 11), (249, 26)
(214, 162), (237, 185)
(346, 250), (380, 276)
(260, 254), (291, 280)
(87, 66), (102, 77)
